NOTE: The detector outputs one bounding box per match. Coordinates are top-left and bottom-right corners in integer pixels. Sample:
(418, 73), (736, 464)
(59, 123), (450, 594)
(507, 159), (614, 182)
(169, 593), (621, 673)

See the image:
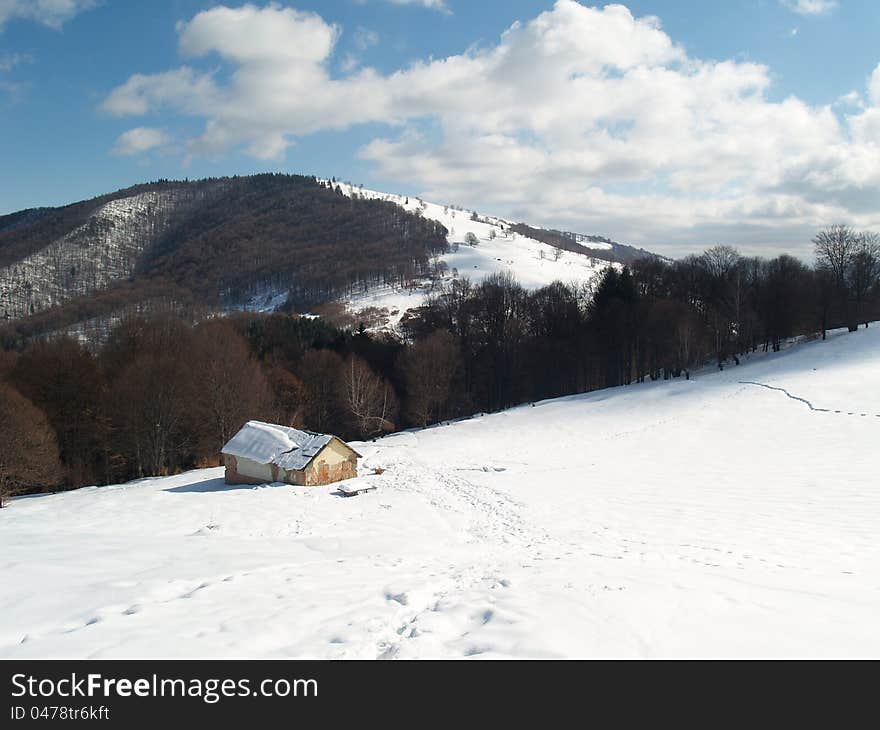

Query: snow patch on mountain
(330, 181), (613, 328)
(0, 185), (224, 320)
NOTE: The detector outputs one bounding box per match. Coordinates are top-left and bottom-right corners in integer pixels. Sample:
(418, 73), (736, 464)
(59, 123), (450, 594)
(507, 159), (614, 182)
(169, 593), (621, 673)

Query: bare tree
(814, 264), (836, 340)
(298, 349), (345, 433)
(342, 355), (397, 438)
(400, 329), (459, 427)
(814, 225), (859, 284)
(0, 383), (63, 507)
(190, 320), (273, 454)
(428, 253), (449, 287)
(814, 225), (860, 331)
(11, 337), (106, 487)
(849, 232), (880, 328)
(702, 245), (741, 280)
(109, 352), (194, 477)
(700, 245), (742, 366)
(266, 366), (305, 426)
(674, 307), (702, 380)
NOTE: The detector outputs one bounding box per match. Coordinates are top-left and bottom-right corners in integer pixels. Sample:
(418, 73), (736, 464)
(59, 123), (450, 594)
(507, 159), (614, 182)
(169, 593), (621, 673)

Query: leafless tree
(298, 349), (345, 433)
(702, 245), (741, 280)
(342, 355), (397, 438)
(109, 352), (195, 477)
(400, 329), (459, 427)
(266, 366), (305, 426)
(814, 225), (859, 285)
(849, 232), (880, 328)
(190, 320), (273, 453)
(814, 225), (860, 330)
(0, 383), (63, 506)
(700, 245), (742, 366)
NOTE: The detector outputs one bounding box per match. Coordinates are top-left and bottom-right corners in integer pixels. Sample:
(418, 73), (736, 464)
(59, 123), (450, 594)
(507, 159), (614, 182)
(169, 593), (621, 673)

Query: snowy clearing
(1, 326), (879, 658)
(331, 182), (611, 328)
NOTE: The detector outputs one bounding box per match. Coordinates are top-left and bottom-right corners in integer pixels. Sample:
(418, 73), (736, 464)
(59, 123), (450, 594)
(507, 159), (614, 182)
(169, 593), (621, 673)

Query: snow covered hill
(1, 175), (630, 339)
(2, 326), (879, 658)
(329, 181), (613, 328)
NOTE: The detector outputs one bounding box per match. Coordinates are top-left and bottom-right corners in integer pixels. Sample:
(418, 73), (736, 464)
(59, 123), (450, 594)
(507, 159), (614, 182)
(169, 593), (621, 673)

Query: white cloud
(340, 53), (360, 74)
(0, 51), (31, 71)
(103, 1), (880, 254)
(399, 0), (449, 13)
(836, 90), (863, 109)
(0, 0), (97, 30)
(176, 4), (338, 64)
(340, 26), (379, 73)
(0, 51), (32, 100)
(781, 0), (838, 16)
(111, 127), (171, 156)
(870, 65), (880, 107)
(377, 0), (450, 13)
(353, 26), (379, 51)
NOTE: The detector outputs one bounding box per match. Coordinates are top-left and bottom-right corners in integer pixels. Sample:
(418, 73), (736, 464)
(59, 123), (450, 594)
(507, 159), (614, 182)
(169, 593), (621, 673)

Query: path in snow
(739, 380), (880, 418)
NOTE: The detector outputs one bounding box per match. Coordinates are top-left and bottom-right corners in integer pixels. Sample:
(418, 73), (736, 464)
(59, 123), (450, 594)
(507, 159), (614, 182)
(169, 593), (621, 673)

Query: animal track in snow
(739, 381), (880, 417)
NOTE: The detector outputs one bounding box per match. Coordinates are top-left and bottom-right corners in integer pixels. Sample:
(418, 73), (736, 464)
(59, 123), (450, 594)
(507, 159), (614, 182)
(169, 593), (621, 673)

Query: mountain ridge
(0, 174), (661, 343)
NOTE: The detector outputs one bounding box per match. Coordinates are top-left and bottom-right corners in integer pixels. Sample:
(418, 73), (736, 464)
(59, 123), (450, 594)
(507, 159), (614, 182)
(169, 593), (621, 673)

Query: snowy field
(1, 327), (879, 658)
(331, 182), (610, 328)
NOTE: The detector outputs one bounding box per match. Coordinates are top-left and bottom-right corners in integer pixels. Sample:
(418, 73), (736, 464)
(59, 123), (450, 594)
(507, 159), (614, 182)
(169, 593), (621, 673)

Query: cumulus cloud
(111, 127), (171, 156)
(781, 0), (838, 16)
(103, 1), (880, 254)
(0, 0), (97, 30)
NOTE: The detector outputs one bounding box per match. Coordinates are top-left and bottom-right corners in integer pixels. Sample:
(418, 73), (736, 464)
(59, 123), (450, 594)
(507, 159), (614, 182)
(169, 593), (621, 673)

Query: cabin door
(319, 463), (330, 483)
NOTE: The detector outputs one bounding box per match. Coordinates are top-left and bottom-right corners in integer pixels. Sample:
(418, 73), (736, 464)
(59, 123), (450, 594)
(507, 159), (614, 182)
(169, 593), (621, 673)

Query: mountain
(2, 325), (877, 658)
(0, 175), (447, 343)
(507, 222), (671, 265)
(324, 181), (663, 329)
(0, 174), (661, 343)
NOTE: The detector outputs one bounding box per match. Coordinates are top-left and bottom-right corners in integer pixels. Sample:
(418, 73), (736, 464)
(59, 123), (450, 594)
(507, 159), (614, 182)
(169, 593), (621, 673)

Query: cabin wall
(302, 441), (358, 486)
(224, 454), (274, 485)
(288, 469), (307, 486)
(303, 460), (357, 486)
(321, 439), (357, 466)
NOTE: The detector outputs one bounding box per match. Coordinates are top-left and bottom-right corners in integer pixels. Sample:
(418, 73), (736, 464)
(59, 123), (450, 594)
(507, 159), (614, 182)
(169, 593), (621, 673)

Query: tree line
(1, 227), (877, 505)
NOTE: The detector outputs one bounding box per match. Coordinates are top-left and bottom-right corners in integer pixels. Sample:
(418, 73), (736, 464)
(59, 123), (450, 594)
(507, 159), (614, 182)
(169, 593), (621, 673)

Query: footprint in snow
(385, 591), (409, 606)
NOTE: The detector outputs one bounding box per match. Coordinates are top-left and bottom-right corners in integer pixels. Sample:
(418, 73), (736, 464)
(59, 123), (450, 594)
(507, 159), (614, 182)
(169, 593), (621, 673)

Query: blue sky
(1, 1), (878, 255)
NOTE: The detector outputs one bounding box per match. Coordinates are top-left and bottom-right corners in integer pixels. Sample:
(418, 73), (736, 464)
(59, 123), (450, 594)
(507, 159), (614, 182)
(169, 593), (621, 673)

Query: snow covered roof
(222, 421), (358, 472)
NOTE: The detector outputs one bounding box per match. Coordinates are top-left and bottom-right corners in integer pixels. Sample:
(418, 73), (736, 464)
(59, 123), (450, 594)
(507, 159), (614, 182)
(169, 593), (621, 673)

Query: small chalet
(221, 421), (360, 486)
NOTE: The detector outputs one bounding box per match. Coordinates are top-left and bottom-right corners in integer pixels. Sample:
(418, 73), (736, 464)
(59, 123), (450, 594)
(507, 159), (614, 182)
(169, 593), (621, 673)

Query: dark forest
(1, 226), (878, 506)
